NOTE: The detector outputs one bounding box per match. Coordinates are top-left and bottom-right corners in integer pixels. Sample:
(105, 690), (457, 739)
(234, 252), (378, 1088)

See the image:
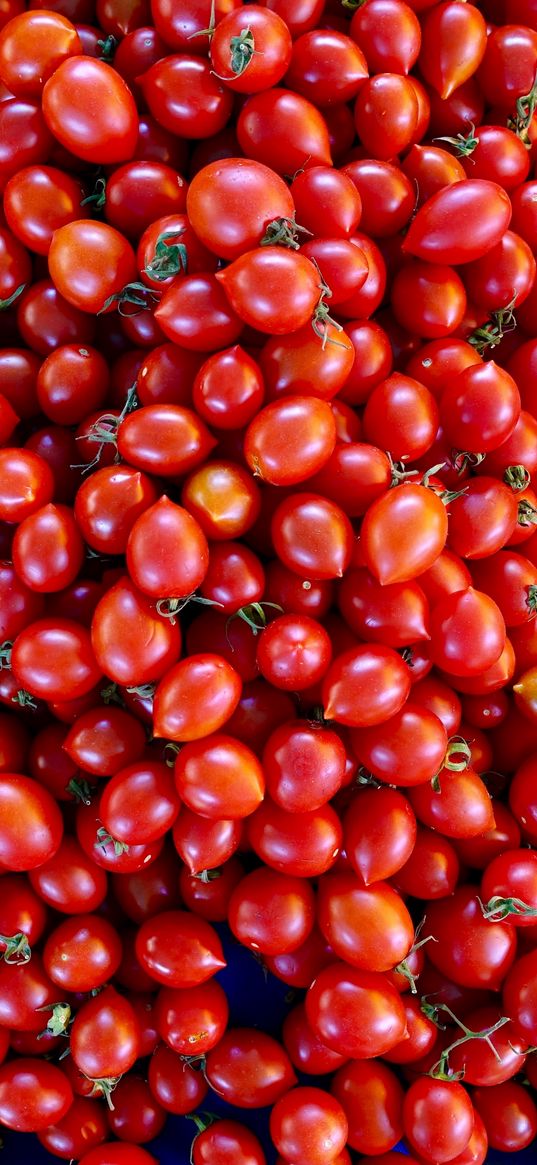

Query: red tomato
(236, 88), (332, 176)
(210, 5), (292, 93)
(269, 1086), (348, 1165)
(0, 10), (82, 97)
(42, 57), (138, 162)
(361, 483), (448, 585)
(306, 961), (407, 1058)
(403, 181), (512, 265)
(205, 1028), (297, 1108)
(0, 1058), (73, 1131)
(228, 866), (315, 954)
(403, 1077), (475, 1163)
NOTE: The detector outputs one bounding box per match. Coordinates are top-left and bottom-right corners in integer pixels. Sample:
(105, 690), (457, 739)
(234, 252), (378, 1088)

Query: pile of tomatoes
(4, 0), (537, 1163)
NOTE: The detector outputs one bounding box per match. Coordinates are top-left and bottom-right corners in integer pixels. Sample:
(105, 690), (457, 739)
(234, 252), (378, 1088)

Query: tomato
(262, 719), (346, 812)
(28, 834), (107, 914)
(322, 644), (411, 728)
(236, 88), (332, 176)
(317, 871), (414, 971)
(71, 985), (141, 1083)
(229, 866), (315, 954)
(205, 1028), (297, 1108)
(43, 913), (122, 992)
(472, 549), (537, 627)
(148, 1044), (208, 1115)
(125, 496), (209, 603)
(17, 279), (96, 356)
(0, 10), (81, 97)
(363, 372), (439, 461)
(100, 761), (180, 845)
(74, 465), (159, 557)
(403, 1077), (474, 1164)
(408, 766), (495, 837)
(361, 483), (448, 585)
(463, 230), (536, 313)
(269, 1086), (348, 1165)
(354, 74), (418, 160)
(418, 2), (486, 98)
(306, 960), (407, 1059)
(91, 575), (181, 686)
(286, 29), (368, 107)
(174, 733), (264, 818)
(48, 220), (137, 315)
(4, 165), (85, 256)
(282, 1002), (347, 1075)
(429, 587), (506, 678)
(210, 6), (292, 94)
(135, 909), (225, 988)
(192, 345), (265, 429)
(37, 1095), (108, 1160)
(216, 246), (320, 335)
(394, 824), (459, 899)
(272, 493), (354, 580)
(155, 979), (228, 1056)
(343, 160), (414, 239)
(404, 181), (512, 265)
(192, 1119), (267, 1165)
(350, 703), (448, 787)
(331, 1060), (404, 1155)
(149, 0), (242, 54)
(477, 23), (537, 108)
(181, 462), (261, 540)
(107, 1074), (165, 1145)
(350, 0), (421, 75)
(391, 261), (467, 339)
(155, 272), (243, 351)
(248, 799), (342, 877)
(0, 1058), (72, 1131)
(472, 1081), (537, 1152)
(256, 613), (332, 690)
(343, 787), (417, 884)
(12, 503), (84, 594)
(424, 885), (517, 988)
(78, 1146), (158, 1165)
(140, 55), (233, 139)
(43, 57), (138, 162)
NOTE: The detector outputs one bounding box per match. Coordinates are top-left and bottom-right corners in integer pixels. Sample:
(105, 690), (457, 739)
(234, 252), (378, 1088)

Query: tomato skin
(43, 57), (138, 163)
(391, 261), (467, 339)
(216, 246), (320, 335)
(354, 73), (418, 160)
(29, 834), (107, 914)
(429, 587), (506, 677)
(262, 719), (346, 813)
(237, 88), (332, 176)
(193, 344), (265, 429)
(0, 1058), (73, 1131)
(4, 164), (85, 256)
(350, 703), (448, 787)
(361, 484), (448, 585)
(363, 372), (439, 461)
(155, 979), (228, 1057)
(478, 24), (537, 108)
(205, 1028), (297, 1108)
(331, 1060), (404, 1155)
(322, 644), (411, 728)
(403, 180), (512, 265)
(187, 158), (294, 261)
(244, 396), (336, 486)
(282, 1002), (347, 1075)
(0, 772), (63, 871)
(403, 1077), (474, 1164)
(149, 0), (241, 54)
(77, 1146), (158, 1165)
(344, 787), (417, 884)
(248, 799), (342, 878)
(344, 160), (415, 238)
(12, 503), (84, 594)
(154, 654), (242, 742)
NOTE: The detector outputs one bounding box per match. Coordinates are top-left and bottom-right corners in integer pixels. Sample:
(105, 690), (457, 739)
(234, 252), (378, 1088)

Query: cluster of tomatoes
(3, 0), (537, 1164)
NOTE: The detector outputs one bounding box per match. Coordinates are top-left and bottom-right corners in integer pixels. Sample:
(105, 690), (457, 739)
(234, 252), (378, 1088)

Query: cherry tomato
(43, 57), (138, 162)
